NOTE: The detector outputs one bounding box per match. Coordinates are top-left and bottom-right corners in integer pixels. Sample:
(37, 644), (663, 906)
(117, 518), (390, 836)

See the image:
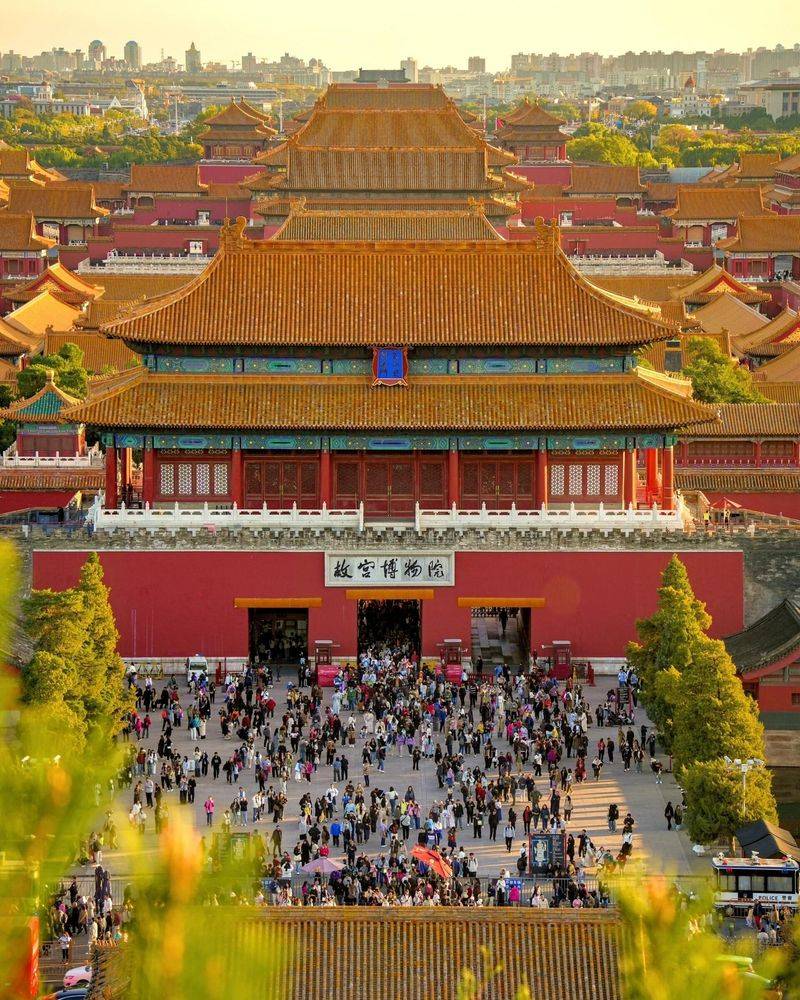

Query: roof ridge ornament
(220, 216), (249, 250)
(532, 216), (559, 250)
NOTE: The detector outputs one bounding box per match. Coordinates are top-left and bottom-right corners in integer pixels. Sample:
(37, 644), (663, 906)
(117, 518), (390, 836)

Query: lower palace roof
(664, 186), (768, 222)
(271, 207), (502, 241)
(717, 215), (800, 253)
(682, 402), (800, 438)
(100, 218), (675, 350)
(63, 368), (714, 433)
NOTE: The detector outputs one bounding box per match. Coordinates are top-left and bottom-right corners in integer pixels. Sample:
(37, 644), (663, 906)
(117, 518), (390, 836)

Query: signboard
(372, 347), (408, 386)
(529, 832), (566, 873)
(325, 552), (454, 587)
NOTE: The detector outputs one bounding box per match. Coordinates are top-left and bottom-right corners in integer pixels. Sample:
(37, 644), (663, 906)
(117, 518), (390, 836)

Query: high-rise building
(242, 52), (257, 74)
(468, 56), (486, 74)
(400, 56), (418, 83)
(88, 39), (106, 65)
(185, 42), (202, 73)
(124, 40), (142, 70)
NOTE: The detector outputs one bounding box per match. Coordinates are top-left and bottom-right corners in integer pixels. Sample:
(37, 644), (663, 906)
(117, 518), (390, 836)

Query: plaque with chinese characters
(325, 552), (454, 587)
(372, 347), (408, 386)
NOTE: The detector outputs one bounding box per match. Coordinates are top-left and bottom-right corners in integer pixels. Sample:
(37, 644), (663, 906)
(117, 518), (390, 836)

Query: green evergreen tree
(627, 555), (711, 751)
(23, 589), (88, 742)
(16, 344), (88, 400)
(631, 555), (777, 842)
(681, 758), (777, 844)
(681, 338), (769, 404)
(23, 555), (129, 743)
(672, 638), (767, 769)
(74, 552), (131, 732)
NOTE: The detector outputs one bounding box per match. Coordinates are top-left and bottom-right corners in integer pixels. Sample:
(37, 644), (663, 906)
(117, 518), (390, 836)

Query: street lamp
(723, 756), (765, 815)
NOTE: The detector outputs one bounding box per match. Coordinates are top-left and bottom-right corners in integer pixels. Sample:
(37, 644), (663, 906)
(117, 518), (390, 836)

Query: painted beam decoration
(325, 552), (454, 587)
(372, 347), (408, 387)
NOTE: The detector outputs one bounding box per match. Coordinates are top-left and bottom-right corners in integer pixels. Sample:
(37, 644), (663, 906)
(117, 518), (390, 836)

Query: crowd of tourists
(111, 630), (666, 908)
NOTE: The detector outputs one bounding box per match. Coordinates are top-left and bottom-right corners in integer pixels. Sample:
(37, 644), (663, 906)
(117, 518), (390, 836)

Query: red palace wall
(520, 198), (652, 228)
(131, 197), (254, 226)
(756, 685), (800, 713)
(32, 549), (744, 661)
(199, 163), (267, 184)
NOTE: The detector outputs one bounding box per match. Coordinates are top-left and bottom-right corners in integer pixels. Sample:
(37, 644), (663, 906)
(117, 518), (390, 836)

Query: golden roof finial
(532, 216), (559, 250)
(220, 216), (249, 250)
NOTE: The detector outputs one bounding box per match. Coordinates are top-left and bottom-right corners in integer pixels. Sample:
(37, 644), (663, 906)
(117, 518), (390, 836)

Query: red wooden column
(535, 448), (549, 508)
(142, 444), (155, 507)
(661, 446), (675, 511)
(121, 447), (132, 495)
(104, 443), (118, 509)
(319, 446), (332, 507)
(622, 448), (637, 509)
(645, 448), (660, 501)
(753, 440), (762, 468)
(447, 447), (459, 508)
(678, 440), (689, 465)
(793, 441), (800, 467)
(230, 445), (243, 507)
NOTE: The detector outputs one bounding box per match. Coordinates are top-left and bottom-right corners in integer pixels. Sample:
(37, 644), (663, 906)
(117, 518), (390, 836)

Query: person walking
(204, 796), (215, 827)
(58, 930), (71, 963)
(504, 822), (514, 852)
(607, 802), (619, 833)
(664, 802), (674, 831)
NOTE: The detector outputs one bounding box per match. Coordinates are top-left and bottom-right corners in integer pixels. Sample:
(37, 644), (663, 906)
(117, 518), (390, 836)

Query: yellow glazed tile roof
(101, 219), (674, 349)
(4, 290), (82, 339)
(684, 402), (800, 437)
(63, 368), (715, 432)
(271, 207), (503, 241)
(665, 186), (768, 221)
(6, 183), (108, 218)
(717, 215), (800, 253)
(693, 293), (768, 337)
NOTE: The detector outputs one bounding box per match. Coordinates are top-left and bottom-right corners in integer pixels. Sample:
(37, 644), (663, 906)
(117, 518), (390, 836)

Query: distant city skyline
(4, 0), (800, 71)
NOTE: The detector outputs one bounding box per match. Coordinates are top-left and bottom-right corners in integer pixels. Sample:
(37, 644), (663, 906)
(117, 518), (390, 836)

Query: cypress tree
(74, 552), (131, 733)
(627, 555), (710, 752)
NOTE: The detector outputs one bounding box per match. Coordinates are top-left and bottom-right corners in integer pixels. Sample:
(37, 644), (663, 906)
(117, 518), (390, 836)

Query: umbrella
(410, 845), (453, 879)
(301, 856), (343, 875)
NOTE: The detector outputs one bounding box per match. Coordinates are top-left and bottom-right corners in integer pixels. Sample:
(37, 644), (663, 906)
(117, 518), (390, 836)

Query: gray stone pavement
(102, 676), (708, 881)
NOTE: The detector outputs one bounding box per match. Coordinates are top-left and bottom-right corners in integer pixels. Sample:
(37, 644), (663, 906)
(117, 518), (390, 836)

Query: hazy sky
(5, 0), (800, 70)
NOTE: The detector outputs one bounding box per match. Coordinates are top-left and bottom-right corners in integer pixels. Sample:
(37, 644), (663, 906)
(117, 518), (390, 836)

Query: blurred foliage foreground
(0, 537), (796, 999)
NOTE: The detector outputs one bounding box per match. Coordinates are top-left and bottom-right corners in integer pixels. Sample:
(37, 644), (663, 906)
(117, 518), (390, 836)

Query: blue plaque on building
(372, 347), (408, 386)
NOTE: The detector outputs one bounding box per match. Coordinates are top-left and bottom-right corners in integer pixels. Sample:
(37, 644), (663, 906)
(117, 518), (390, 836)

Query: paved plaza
(104, 672), (709, 883)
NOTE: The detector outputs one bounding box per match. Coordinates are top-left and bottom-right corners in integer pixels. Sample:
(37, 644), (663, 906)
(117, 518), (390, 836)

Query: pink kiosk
(441, 638), (464, 683)
(314, 640), (338, 687)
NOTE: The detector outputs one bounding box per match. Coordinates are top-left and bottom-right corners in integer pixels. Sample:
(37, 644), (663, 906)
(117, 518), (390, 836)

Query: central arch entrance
(356, 599), (421, 660)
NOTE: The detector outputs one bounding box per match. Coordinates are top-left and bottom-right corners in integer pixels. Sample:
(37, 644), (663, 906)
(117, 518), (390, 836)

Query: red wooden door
(495, 461), (516, 509)
(389, 459), (415, 518)
(516, 460), (535, 508)
(460, 457), (536, 509)
(244, 461), (264, 508)
(419, 459), (447, 509)
(364, 460), (390, 518)
(244, 458), (319, 508)
(333, 460), (359, 509)
(262, 460), (282, 508)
